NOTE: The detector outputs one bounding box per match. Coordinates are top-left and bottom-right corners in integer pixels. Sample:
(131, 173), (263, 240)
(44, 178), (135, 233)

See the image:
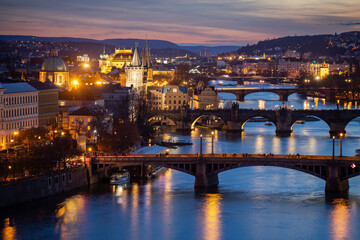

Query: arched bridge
(90, 154), (360, 193)
(148, 107), (360, 137)
(216, 88), (337, 101)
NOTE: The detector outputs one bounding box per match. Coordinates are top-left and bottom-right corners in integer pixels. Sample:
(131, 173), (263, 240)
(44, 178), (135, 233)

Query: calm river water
(2, 93), (360, 240)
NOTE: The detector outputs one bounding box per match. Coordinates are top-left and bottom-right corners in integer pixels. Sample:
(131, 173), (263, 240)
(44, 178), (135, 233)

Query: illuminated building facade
(125, 41), (152, 92)
(39, 49), (70, 89)
(320, 62), (329, 79)
(0, 83), (39, 150)
(162, 86), (189, 110)
(99, 48), (133, 74)
(192, 86), (218, 109)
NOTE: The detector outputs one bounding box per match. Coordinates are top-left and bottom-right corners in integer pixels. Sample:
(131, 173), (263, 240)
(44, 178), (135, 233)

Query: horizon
(1, 0), (359, 45)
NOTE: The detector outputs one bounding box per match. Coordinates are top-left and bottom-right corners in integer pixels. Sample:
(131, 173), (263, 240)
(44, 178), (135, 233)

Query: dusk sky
(1, 0), (360, 45)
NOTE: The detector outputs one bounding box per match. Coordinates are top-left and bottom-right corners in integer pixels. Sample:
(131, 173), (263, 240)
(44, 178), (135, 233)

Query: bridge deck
(93, 154), (360, 164)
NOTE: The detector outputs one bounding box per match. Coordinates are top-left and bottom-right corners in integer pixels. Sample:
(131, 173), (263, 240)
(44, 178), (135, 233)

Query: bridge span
(148, 107), (360, 137)
(90, 153), (360, 193)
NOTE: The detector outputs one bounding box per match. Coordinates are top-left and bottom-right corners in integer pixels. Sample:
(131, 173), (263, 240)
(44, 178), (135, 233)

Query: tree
(172, 63), (190, 85)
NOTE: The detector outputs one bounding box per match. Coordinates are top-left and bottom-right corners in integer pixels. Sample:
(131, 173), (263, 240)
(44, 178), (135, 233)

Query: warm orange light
(84, 63), (89, 68)
(72, 80), (79, 86)
(61, 132), (65, 136)
(96, 81), (102, 85)
(88, 147), (92, 152)
(13, 131), (18, 135)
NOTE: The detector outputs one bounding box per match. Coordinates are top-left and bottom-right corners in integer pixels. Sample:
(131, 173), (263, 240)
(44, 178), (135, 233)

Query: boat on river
(110, 170), (130, 185)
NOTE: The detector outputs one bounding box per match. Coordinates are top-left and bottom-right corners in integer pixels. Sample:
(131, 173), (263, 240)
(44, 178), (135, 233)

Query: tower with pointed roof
(125, 42), (148, 92)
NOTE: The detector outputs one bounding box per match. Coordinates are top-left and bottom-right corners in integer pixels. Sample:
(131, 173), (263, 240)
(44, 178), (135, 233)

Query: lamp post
(211, 131), (214, 154)
(339, 133), (343, 157)
(200, 135), (203, 156)
(332, 136), (335, 160)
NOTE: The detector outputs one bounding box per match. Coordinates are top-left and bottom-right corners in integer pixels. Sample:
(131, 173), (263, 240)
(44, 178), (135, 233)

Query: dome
(100, 53), (109, 60)
(41, 57), (68, 72)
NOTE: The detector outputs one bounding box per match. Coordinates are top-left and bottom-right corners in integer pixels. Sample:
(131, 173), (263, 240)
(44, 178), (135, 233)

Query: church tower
(125, 43), (145, 92)
(142, 39), (153, 86)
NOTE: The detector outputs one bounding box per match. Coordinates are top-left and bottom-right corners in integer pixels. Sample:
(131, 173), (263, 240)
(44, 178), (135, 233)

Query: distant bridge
(216, 87), (336, 101)
(148, 107), (360, 137)
(90, 154), (360, 193)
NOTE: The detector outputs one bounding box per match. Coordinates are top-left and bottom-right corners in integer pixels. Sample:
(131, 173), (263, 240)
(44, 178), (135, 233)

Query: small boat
(295, 120), (305, 124)
(356, 149), (360, 156)
(110, 170), (130, 185)
(264, 121), (272, 126)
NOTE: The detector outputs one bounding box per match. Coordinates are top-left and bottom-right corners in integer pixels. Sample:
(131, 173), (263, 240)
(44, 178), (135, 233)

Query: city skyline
(0, 0), (359, 45)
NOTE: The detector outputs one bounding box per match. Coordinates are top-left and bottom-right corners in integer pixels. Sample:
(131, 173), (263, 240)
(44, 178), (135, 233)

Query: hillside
(236, 31), (360, 57)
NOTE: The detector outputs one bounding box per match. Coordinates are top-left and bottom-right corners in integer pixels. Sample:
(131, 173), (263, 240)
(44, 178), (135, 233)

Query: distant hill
(0, 35), (241, 56)
(236, 31), (360, 57)
(179, 46), (241, 55)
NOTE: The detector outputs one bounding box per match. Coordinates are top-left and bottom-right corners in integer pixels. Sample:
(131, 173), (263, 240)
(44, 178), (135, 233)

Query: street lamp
(200, 134), (203, 156)
(332, 136), (335, 160)
(211, 131), (214, 154)
(339, 133), (343, 157)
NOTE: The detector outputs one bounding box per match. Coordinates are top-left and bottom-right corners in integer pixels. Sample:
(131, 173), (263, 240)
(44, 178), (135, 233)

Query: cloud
(339, 22), (360, 26)
(0, 0), (360, 44)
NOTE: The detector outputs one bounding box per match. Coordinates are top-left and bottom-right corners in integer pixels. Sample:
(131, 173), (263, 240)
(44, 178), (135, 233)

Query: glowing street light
(332, 136), (335, 160)
(211, 131), (215, 154)
(339, 133), (343, 157)
(83, 63), (89, 68)
(200, 134), (203, 156)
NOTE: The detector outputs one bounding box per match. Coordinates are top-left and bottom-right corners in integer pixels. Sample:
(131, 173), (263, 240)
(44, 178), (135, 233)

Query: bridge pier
(325, 165), (349, 193)
(279, 94), (288, 101)
(329, 122), (346, 137)
(176, 121), (192, 131)
(236, 94), (245, 101)
(226, 121), (242, 132)
(275, 109), (292, 137)
(194, 157), (219, 188)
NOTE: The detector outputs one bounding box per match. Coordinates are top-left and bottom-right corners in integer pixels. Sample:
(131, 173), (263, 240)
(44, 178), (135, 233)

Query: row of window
(1, 107), (38, 118)
(164, 100), (187, 104)
(167, 95), (187, 99)
(2, 119), (38, 130)
(3, 95), (38, 106)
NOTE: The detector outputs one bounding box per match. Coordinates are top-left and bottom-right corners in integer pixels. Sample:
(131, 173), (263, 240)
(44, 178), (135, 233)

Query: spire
(131, 42), (141, 67)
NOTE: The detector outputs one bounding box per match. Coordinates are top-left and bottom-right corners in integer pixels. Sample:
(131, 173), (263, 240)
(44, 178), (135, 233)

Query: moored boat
(110, 170), (130, 185)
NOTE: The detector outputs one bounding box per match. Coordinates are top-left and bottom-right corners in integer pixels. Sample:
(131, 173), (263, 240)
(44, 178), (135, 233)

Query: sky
(0, 0), (360, 46)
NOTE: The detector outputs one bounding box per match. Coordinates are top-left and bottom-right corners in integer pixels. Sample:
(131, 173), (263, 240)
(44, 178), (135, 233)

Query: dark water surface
(2, 93), (360, 240)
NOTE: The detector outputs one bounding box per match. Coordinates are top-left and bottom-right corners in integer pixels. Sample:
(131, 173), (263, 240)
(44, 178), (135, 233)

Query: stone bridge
(216, 88), (338, 101)
(148, 106), (360, 137)
(90, 154), (360, 193)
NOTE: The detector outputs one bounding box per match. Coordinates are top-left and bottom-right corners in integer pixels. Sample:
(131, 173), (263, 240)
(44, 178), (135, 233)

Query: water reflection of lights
(258, 100), (265, 110)
(55, 195), (86, 239)
(254, 135), (265, 153)
(203, 194), (222, 240)
(2, 218), (16, 240)
(130, 183), (139, 240)
(330, 198), (351, 240)
(303, 101), (310, 110)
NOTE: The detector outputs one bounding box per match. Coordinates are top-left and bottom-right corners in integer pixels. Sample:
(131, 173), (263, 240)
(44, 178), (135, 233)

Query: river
(1, 92), (360, 240)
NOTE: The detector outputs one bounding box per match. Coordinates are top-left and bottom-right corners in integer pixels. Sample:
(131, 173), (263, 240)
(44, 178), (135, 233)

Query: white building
(0, 83), (39, 150)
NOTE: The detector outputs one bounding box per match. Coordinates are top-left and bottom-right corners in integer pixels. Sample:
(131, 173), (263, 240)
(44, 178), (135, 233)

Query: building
(0, 82), (39, 150)
(148, 88), (163, 110)
(125, 42), (152, 93)
(39, 49), (70, 89)
(320, 62), (329, 79)
(192, 86), (218, 109)
(162, 86), (189, 110)
(99, 48), (133, 74)
(68, 106), (97, 138)
(28, 81), (59, 127)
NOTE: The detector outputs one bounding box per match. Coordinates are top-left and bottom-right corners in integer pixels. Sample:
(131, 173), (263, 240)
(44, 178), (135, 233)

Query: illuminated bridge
(148, 106), (360, 137)
(90, 154), (360, 193)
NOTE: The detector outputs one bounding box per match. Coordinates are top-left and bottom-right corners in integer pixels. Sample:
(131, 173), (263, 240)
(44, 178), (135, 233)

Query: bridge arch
(345, 117), (360, 136)
(241, 114), (276, 130)
(148, 115), (176, 126)
(244, 91), (281, 101)
(190, 114), (227, 129)
(212, 163), (327, 180)
(290, 115), (329, 131)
